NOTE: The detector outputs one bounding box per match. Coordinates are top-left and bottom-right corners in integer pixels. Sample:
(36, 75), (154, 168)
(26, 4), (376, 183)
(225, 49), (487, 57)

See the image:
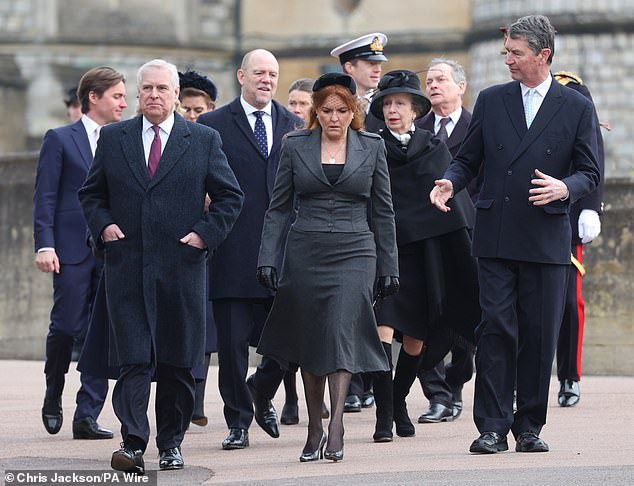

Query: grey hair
(137, 59), (179, 90)
(507, 15), (555, 64)
(288, 78), (315, 94)
(428, 58), (467, 85)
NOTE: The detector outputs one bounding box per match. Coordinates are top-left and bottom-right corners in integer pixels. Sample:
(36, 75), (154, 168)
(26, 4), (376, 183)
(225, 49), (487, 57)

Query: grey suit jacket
(258, 128), (398, 277)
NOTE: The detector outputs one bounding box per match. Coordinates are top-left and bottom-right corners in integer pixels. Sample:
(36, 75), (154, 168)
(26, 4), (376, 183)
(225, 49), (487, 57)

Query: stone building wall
(469, 0), (634, 177)
(0, 0), (632, 373)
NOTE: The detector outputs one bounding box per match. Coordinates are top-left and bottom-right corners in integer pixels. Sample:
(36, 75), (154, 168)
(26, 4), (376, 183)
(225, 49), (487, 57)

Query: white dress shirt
(240, 97), (273, 155)
(520, 74), (552, 122)
(142, 113), (174, 166)
(433, 107), (463, 139)
(81, 114), (101, 157)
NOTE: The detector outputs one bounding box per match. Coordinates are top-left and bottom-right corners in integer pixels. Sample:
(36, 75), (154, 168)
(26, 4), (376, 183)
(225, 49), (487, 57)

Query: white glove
(578, 209), (601, 244)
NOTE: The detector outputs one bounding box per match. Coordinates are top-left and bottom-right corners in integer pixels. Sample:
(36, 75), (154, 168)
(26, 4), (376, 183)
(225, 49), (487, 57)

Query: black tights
(301, 369), (351, 453)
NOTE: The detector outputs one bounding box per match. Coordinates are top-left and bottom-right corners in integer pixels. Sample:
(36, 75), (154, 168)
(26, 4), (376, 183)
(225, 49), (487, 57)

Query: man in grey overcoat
(79, 59), (243, 474)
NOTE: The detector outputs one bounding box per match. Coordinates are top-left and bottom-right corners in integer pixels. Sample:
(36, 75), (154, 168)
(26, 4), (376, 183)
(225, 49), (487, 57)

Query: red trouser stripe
(575, 244), (585, 377)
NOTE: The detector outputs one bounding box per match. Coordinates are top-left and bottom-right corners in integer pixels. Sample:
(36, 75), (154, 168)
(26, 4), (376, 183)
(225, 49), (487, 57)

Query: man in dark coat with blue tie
(198, 49), (302, 450)
(431, 15), (600, 454)
(33, 66), (127, 440)
(79, 59), (243, 473)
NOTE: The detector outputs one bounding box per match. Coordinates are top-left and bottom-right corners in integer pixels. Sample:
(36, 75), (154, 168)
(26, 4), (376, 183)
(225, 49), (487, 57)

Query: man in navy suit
(33, 66), (127, 439)
(431, 15), (600, 454)
(198, 49), (302, 450)
(416, 58), (476, 424)
(79, 59), (243, 473)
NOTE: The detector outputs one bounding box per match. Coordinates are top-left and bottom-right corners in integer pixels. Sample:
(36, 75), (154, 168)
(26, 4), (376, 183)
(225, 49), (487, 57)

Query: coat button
(507, 170), (513, 176)
(504, 196), (510, 202)
(497, 144), (503, 150)
(546, 149), (552, 155)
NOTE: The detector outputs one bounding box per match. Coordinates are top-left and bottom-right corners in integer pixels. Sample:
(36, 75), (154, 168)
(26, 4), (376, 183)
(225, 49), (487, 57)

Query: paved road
(1, 360), (633, 485)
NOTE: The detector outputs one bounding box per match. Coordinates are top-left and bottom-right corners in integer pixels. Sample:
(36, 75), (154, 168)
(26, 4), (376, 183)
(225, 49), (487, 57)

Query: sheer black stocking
(326, 370), (352, 452)
(300, 369), (326, 453)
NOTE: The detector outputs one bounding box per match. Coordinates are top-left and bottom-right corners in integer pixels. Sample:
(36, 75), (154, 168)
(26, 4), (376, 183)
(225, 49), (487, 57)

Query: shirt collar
(240, 96), (272, 117)
(142, 112), (175, 135)
(81, 114), (101, 135)
(434, 106), (462, 126)
(521, 73), (552, 98)
(388, 124), (415, 144)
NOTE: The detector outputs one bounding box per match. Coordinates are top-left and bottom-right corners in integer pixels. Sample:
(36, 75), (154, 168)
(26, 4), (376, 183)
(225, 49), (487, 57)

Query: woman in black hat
(256, 73), (398, 462)
(368, 70), (480, 442)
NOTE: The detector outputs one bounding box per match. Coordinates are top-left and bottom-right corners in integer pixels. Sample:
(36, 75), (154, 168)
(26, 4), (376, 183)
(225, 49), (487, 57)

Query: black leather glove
(377, 276), (400, 299)
(256, 266), (278, 291)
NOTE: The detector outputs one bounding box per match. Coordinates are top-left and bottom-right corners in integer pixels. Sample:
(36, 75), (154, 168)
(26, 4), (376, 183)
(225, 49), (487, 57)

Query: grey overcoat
(79, 114), (243, 368)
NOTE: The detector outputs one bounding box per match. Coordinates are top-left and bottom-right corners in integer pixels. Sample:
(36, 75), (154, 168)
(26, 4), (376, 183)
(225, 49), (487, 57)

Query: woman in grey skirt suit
(256, 73), (399, 462)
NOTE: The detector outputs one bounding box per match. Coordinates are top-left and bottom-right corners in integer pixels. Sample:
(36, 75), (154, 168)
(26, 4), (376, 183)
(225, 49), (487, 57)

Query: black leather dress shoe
(159, 447), (184, 470)
(452, 401), (463, 419)
(558, 379), (580, 407)
(111, 444), (145, 474)
(222, 428), (249, 450)
(361, 391), (375, 408)
(42, 395), (63, 435)
(469, 432), (509, 454)
(417, 402), (454, 423)
(452, 390), (463, 419)
(515, 432), (549, 452)
(246, 375), (279, 438)
(73, 417), (114, 439)
(343, 394), (362, 413)
(281, 401), (299, 425)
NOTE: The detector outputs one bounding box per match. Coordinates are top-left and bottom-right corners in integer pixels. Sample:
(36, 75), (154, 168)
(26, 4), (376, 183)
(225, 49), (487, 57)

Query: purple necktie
(148, 125), (161, 177)
(437, 117), (451, 143)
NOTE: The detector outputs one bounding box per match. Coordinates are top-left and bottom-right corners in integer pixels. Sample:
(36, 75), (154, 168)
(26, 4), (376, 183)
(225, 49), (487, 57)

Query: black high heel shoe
(323, 448), (344, 462)
(299, 432), (327, 462)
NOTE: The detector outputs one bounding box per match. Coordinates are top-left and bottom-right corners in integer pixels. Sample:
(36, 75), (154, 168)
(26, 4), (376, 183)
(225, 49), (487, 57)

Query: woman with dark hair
(256, 73), (398, 462)
(368, 70), (479, 442)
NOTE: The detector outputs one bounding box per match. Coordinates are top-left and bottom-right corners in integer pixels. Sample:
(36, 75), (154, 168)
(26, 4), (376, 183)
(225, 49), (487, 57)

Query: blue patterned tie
(253, 111), (268, 158)
(524, 88), (536, 128)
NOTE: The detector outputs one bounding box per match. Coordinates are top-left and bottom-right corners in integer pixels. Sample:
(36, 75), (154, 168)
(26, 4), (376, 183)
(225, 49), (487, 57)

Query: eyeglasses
(313, 73), (357, 95)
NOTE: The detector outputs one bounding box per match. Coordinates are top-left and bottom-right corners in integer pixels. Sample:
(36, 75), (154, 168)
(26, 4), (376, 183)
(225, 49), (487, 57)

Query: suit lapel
(121, 116), (150, 188)
(447, 110), (469, 154)
(336, 129), (367, 185)
(502, 82), (527, 141)
(70, 120), (93, 169)
(509, 80), (565, 164)
(418, 113), (434, 133)
(230, 99), (267, 160)
(148, 114), (191, 188)
(270, 102), (284, 156)
(295, 129), (331, 186)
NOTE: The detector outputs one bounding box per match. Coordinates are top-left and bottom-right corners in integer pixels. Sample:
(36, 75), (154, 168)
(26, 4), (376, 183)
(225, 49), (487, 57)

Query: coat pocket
(474, 198), (494, 209)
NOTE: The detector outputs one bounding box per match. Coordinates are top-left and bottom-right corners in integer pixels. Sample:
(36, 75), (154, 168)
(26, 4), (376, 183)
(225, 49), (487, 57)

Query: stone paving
(1, 360), (633, 485)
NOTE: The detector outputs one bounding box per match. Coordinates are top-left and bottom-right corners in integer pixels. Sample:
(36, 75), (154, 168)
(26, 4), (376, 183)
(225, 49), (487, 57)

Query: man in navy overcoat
(79, 59), (243, 473)
(33, 66), (127, 440)
(431, 15), (600, 454)
(198, 49), (302, 450)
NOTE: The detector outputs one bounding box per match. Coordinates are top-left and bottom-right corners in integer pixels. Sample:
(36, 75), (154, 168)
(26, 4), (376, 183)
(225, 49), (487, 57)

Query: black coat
(79, 114), (243, 367)
(198, 99), (302, 299)
(557, 81), (605, 244)
(379, 128), (475, 246)
(445, 80), (600, 265)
